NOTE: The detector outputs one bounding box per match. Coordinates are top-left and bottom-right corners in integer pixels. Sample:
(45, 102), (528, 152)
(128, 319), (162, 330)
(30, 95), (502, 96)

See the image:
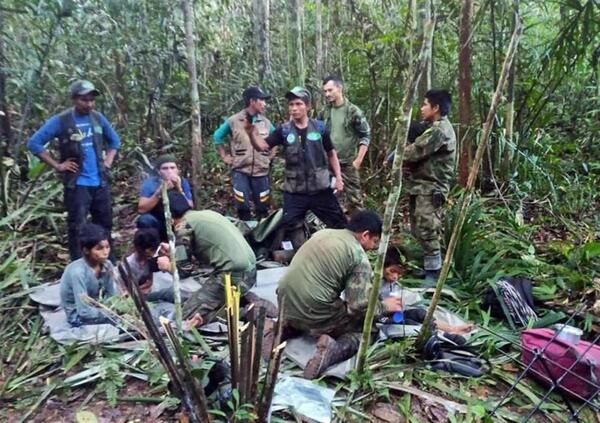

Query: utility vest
(57, 108), (108, 188)
(281, 119), (330, 194)
(227, 110), (271, 176)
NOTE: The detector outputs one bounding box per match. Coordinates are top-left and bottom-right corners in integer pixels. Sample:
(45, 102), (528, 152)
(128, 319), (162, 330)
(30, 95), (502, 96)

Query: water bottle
(392, 311), (404, 323)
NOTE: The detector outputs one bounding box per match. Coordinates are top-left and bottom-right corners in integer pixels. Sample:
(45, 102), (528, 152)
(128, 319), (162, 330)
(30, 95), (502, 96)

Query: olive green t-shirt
(278, 229), (382, 324)
(176, 210), (256, 273)
(329, 104), (355, 163)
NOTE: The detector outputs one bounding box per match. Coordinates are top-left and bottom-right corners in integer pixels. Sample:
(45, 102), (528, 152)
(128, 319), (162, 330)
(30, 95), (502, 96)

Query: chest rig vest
(57, 108), (107, 188)
(281, 119), (330, 194)
(228, 110), (271, 176)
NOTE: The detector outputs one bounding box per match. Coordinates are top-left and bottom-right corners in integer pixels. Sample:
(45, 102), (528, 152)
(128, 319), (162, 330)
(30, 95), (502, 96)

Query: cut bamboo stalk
(161, 182), (183, 333)
(250, 306), (266, 403)
(355, 1), (435, 375)
(257, 341), (287, 423)
(416, 18), (523, 348)
(118, 261), (211, 422)
(161, 318), (212, 422)
(224, 273), (240, 391)
(239, 321), (252, 402)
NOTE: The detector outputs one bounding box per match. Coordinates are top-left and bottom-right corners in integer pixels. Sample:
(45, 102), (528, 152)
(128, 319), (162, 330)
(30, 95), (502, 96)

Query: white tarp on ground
(30, 268), (474, 379)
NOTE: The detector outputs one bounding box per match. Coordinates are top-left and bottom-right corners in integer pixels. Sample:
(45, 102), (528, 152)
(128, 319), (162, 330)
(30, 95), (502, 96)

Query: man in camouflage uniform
(319, 75), (371, 214)
(166, 196), (274, 324)
(404, 89), (456, 282)
(277, 210), (402, 379)
(213, 86), (276, 220)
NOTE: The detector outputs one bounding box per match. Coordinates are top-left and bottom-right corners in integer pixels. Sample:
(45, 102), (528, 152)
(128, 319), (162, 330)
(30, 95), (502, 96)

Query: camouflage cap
(70, 80), (101, 97)
(285, 86), (311, 104)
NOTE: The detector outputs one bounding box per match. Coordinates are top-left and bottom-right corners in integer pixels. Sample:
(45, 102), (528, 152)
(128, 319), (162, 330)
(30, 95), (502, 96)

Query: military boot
(423, 253), (442, 285)
(303, 334), (359, 379)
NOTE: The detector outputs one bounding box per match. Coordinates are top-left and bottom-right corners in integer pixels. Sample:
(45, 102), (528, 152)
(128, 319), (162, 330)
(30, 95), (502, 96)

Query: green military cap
(69, 80), (101, 97)
(285, 86), (311, 103)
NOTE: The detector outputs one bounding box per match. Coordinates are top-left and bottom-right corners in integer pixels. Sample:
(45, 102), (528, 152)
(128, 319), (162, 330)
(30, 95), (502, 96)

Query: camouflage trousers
(339, 163), (364, 215)
(282, 298), (369, 346)
(182, 268), (256, 323)
(409, 193), (444, 269)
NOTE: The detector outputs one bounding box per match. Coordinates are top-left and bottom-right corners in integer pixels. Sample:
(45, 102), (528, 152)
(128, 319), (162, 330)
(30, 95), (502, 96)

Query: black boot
(304, 334), (359, 379)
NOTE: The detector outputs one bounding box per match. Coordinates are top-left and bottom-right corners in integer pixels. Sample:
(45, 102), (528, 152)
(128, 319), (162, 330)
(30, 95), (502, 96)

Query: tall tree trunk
(289, 0), (305, 85)
(416, 20), (523, 348)
(502, 0), (519, 178)
(324, 0), (331, 73)
(355, 0), (435, 375)
(253, 0), (271, 84)
(0, 10), (12, 216)
(316, 0), (323, 79)
(181, 0), (203, 203)
(457, 0), (473, 187)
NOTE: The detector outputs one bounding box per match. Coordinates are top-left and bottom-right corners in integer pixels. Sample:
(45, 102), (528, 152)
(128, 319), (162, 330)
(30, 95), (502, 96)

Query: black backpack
(482, 277), (537, 329)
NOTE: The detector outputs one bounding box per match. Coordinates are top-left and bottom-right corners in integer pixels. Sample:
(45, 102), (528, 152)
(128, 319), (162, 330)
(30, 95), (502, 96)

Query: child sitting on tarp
(379, 247), (473, 335)
(122, 228), (179, 303)
(60, 223), (116, 326)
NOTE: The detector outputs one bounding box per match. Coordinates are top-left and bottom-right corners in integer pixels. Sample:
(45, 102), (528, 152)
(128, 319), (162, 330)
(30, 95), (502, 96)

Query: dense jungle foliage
(0, 0), (599, 421)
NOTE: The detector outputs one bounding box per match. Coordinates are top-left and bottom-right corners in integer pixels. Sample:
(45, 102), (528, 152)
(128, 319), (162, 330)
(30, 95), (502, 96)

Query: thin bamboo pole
(161, 183), (182, 333)
(355, 1), (435, 375)
(416, 18), (523, 348)
(257, 341), (287, 423)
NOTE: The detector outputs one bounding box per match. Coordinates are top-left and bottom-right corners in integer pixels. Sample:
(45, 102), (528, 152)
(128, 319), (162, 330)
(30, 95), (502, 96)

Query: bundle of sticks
(223, 273), (286, 421)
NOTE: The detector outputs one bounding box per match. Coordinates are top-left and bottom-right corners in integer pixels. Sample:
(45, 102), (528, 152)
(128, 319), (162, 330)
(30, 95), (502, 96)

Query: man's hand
(55, 159), (79, 173)
(352, 158), (362, 170)
(222, 154), (233, 165)
(382, 296), (403, 312)
(334, 178), (344, 194)
(159, 242), (170, 256)
(156, 256), (172, 272)
(104, 158), (113, 169)
(139, 279), (153, 295)
(171, 175), (183, 193)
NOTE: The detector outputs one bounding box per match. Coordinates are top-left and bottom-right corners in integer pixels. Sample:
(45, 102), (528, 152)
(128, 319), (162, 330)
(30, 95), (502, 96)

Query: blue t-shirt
(140, 176), (193, 201)
(27, 110), (121, 186)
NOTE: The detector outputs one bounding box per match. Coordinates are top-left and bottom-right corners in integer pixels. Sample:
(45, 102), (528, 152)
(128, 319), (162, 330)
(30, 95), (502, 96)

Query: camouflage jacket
(318, 98), (371, 164)
(404, 116), (456, 196)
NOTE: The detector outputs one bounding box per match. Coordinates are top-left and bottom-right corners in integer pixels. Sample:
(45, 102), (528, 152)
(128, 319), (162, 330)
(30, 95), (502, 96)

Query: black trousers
(282, 189), (347, 232)
(64, 185), (113, 260)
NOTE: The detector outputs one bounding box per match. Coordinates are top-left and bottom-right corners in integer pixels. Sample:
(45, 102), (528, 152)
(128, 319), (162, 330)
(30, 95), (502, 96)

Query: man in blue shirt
(28, 80), (121, 260)
(137, 154), (194, 240)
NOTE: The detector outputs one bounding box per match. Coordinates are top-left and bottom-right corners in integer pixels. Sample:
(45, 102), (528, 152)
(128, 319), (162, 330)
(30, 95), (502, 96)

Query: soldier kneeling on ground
(272, 210), (403, 379)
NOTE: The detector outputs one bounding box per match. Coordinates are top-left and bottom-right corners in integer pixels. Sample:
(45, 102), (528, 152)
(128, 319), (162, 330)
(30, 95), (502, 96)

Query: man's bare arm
(326, 149), (344, 193)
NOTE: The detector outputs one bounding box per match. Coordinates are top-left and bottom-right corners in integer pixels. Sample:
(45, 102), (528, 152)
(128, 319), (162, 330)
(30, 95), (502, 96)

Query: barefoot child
(60, 223), (116, 326)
